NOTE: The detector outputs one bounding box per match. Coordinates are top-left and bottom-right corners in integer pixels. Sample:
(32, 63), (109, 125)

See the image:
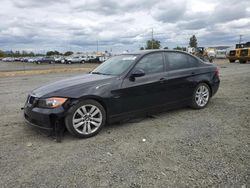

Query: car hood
(31, 73), (115, 98)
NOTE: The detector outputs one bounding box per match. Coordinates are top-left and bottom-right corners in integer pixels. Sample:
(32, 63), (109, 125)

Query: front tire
(65, 100), (106, 138)
(190, 83), (211, 109)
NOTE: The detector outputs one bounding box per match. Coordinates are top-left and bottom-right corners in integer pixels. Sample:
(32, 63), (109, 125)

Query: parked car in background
(20, 57), (29, 62)
(65, 55), (88, 64)
(2, 57), (7, 62)
(24, 50), (220, 139)
(36, 57), (55, 64)
(27, 57), (36, 63)
(2, 57), (14, 62)
(54, 56), (65, 63)
(14, 57), (21, 61)
(87, 55), (97, 63)
(32, 57), (43, 64)
(98, 56), (109, 63)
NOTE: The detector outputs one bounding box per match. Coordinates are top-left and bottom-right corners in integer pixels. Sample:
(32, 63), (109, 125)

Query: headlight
(37, 97), (67, 108)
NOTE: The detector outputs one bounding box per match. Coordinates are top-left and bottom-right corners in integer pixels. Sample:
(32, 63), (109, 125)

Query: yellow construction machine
(227, 42), (250, 64)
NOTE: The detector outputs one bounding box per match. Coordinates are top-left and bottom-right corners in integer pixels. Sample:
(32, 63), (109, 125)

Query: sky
(0, 0), (250, 53)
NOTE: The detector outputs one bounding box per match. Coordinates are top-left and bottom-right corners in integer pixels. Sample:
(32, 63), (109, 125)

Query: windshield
(91, 55), (137, 75)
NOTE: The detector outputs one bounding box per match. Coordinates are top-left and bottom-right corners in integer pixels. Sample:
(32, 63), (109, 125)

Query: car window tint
(134, 53), (164, 74)
(165, 52), (199, 70)
(165, 52), (188, 70)
(187, 55), (200, 67)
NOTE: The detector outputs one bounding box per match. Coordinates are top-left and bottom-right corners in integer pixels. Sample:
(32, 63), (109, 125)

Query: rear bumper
(24, 104), (65, 130)
(211, 83), (219, 96)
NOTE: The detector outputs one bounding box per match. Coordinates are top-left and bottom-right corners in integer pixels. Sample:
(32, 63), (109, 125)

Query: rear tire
(240, 61), (246, 64)
(65, 100), (106, 138)
(229, 60), (235, 63)
(190, 83), (211, 109)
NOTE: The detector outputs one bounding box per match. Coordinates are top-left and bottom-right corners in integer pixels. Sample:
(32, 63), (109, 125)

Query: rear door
(164, 52), (201, 103)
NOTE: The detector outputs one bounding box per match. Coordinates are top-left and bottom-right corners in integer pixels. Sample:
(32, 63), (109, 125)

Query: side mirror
(131, 69), (145, 78)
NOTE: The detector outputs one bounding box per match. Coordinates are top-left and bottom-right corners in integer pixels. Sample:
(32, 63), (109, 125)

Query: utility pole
(96, 40), (99, 53)
(239, 35), (242, 44)
(151, 28), (154, 49)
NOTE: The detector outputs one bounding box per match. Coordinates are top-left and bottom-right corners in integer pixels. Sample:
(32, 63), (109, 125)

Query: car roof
(124, 49), (203, 63)
(125, 49), (190, 56)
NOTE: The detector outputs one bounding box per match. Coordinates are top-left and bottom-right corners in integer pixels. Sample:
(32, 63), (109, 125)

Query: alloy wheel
(195, 85), (209, 107)
(72, 104), (103, 135)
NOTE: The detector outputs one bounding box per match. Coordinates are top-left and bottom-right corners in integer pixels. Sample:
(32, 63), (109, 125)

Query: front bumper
(24, 103), (65, 130)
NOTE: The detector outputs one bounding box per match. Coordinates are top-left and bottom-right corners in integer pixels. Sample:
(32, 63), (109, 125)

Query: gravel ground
(0, 61), (249, 187)
(0, 61), (98, 72)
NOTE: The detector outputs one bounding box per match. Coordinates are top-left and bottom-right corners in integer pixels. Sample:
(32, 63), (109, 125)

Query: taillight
(215, 67), (219, 77)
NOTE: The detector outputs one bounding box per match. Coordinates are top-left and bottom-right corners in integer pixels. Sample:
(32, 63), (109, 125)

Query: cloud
(0, 0), (249, 52)
(210, 1), (249, 23)
(71, 0), (158, 15)
(178, 19), (208, 30)
(11, 0), (67, 8)
(151, 0), (187, 23)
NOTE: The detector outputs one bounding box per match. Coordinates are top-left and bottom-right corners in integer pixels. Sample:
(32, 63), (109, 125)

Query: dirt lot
(0, 61), (249, 187)
(0, 61), (98, 72)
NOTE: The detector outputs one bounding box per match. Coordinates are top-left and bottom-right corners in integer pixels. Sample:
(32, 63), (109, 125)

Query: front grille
(28, 95), (36, 104)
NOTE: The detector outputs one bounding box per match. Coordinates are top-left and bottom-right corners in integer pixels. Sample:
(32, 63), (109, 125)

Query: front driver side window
(134, 53), (164, 75)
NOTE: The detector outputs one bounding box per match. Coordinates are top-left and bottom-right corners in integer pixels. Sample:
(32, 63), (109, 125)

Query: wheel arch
(64, 95), (107, 138)
(70, 95), (108, 118)
(197, 80), (213, 96)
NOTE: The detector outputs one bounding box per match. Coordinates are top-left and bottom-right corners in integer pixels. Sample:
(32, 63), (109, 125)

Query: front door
(119, 52), (167, 114)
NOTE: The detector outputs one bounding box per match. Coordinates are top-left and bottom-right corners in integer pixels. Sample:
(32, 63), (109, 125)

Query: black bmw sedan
(24, 50), (220, 138)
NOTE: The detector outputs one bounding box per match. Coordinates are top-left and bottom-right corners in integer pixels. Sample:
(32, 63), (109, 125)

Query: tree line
(1, 35), (198, 57)
(140, 35), (198, 50)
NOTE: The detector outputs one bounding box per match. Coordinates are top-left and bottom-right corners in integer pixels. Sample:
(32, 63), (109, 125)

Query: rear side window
(165, 52), (199, 70)
(134, 53), (164, 74)
(187, 55), (200, 67)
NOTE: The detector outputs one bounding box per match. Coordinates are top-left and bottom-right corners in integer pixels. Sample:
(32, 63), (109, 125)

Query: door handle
(159, 77), (167, 83)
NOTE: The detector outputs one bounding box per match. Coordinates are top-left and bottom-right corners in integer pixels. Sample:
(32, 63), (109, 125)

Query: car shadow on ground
(23, 106), (194, 142)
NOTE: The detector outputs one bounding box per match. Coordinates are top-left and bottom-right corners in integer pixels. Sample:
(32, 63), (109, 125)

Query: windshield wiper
(91, 71), (111, 75)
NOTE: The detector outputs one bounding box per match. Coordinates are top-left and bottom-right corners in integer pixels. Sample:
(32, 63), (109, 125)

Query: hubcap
(72, 104), (102, 135)
(195, 85), (209, 107)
